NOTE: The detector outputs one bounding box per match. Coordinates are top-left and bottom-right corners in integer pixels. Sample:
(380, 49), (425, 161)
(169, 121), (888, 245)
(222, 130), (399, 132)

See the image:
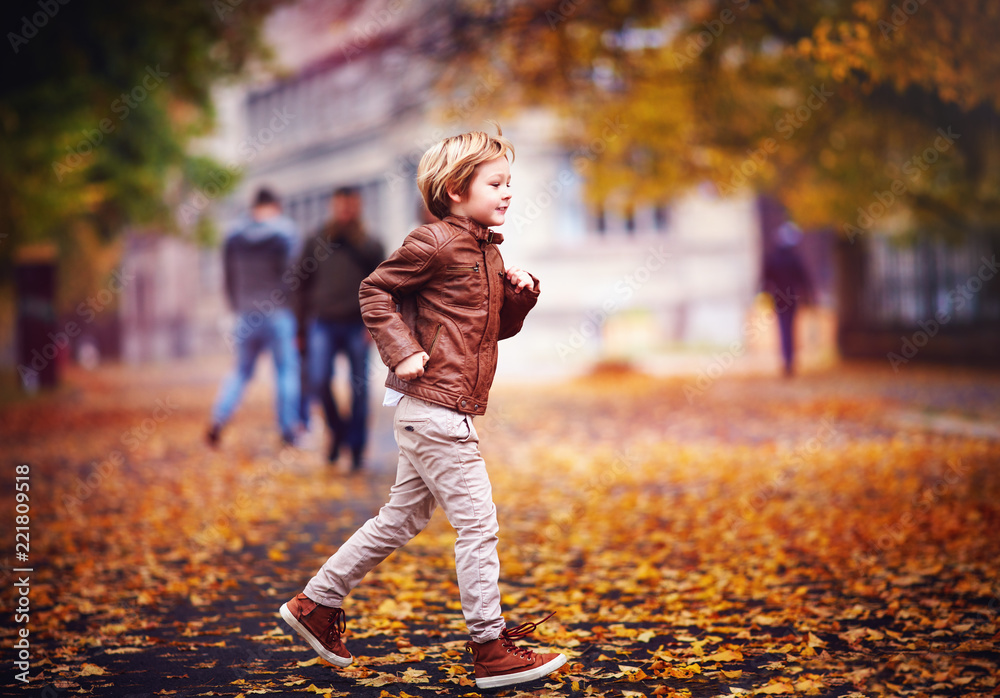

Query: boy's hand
(395, 351), (429, 380)
(506, 266), (534, 294)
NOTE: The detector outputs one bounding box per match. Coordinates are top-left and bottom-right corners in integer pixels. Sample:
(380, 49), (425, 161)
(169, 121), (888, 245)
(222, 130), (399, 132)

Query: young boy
(279, 127), (567, 689)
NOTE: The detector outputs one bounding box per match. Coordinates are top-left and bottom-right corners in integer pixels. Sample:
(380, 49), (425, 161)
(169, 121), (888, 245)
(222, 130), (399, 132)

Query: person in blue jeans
(297, 187), (385, 468)
(208, 187), (301, 447)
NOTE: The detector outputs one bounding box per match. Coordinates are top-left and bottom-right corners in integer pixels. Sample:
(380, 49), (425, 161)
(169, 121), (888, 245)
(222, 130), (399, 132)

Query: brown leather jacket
(359, 215), (539, 415)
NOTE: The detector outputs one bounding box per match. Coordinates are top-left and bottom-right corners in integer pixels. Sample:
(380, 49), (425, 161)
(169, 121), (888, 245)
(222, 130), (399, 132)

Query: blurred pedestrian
(297, 187), (385, 469)
(278, 126), (566, 689)
(207, 187), (300, 447)
(762, 222), (814, 376)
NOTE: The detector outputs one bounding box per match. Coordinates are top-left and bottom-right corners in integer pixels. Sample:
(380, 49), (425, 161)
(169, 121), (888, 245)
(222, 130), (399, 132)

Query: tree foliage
(414, 0), (1000, 238)
(0, 0), (287, 286)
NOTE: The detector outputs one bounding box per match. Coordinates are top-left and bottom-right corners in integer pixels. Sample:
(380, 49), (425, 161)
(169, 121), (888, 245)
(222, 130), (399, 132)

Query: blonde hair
(416, 123), (514, 221)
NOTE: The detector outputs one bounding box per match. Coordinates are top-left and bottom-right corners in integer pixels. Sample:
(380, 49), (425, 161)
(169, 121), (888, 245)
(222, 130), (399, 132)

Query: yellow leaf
(838, 628), (867, 644)
(705, 649), (743, 662)
(79, 663), (106, 676)
(794, 678), (825, 692)
(756, 681), (795, 694)
(806, 632), (826, 647)
(358, 672), (399, 687)
(400, 667), (430, 684)
(666, 663), (701, 679)
(722, 669), (743, 679)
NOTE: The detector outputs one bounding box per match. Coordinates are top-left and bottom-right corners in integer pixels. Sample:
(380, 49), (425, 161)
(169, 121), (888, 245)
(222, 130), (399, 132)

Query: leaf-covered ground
(2, 358), (999, 697)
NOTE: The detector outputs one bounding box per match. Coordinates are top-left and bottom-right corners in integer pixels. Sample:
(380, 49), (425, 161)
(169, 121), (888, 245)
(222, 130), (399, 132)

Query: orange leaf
(705, 649), (743, 662)
(756, 681), (795, 694)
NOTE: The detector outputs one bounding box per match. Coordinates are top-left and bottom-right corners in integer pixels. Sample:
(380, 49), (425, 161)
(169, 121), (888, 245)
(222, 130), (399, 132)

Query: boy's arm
(498, 268), (540, 340)
(359, 226), (442, 371)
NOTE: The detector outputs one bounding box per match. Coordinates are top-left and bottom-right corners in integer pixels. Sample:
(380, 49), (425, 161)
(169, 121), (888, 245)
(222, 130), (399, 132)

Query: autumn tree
(409, 0), (1000, 240)
(0, 0), (290, 305)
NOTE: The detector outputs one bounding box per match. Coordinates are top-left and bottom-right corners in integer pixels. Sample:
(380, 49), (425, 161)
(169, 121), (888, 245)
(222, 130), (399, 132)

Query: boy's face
(448, 156), (511, 227)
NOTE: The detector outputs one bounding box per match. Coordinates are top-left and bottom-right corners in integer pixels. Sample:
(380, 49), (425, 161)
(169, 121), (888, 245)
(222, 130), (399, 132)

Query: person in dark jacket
(762, 222), (814, 376)
(208, 187), (300, 446)
(298, 187), (385, 468)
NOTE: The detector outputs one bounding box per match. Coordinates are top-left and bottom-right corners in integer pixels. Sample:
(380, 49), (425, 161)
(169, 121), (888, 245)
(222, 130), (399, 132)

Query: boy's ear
(447, 187), (465, 204)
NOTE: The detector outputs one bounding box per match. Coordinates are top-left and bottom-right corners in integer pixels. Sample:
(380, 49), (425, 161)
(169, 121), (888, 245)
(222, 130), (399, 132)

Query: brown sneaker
(466, 613), (567, 689)
(279, 593), (353, 667)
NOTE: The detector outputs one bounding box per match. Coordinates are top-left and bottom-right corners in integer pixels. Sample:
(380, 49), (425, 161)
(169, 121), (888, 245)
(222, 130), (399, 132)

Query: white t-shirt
(383, 387), (405, 407)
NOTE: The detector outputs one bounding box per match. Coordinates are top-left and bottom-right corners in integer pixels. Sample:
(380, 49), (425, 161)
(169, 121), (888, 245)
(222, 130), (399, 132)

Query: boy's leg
(284, 419), (436, 665)
(303, 423), (437, 606)
(394, 397), (506, 644)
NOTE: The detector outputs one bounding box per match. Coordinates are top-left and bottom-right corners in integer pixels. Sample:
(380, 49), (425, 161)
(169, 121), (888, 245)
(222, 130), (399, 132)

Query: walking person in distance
(207, 187), (301, 447)
(297, 186), (385, 469)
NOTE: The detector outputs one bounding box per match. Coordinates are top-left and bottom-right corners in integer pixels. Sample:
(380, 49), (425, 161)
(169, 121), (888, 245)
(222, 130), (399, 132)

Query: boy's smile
(448, 156), (512, 228)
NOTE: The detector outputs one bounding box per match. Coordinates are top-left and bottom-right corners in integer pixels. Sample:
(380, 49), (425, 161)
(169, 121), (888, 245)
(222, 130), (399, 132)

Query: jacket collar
(443, 215), (504, 246)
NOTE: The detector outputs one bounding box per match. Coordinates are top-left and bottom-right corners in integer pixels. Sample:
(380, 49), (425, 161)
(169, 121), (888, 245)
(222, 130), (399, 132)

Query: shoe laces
(499, 612), (556, 660)
(317, 606), (347, 646)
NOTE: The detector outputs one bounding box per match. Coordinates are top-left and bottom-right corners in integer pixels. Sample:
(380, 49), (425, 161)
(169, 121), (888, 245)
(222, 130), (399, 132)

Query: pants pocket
(453, 413), (479, 443)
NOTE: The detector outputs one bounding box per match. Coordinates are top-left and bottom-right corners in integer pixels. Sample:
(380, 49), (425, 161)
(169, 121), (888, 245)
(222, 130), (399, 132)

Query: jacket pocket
(426, 323), (443, 358)
(441, 262), (483, 307)
(446, 263), (480, 273)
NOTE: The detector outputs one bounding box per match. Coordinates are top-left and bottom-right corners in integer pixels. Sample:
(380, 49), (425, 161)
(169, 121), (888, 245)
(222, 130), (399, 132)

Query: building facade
(206, 13), (767, 378)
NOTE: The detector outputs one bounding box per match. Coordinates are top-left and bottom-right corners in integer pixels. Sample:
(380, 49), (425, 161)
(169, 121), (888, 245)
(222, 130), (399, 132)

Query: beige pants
(304, 395), (505, 642)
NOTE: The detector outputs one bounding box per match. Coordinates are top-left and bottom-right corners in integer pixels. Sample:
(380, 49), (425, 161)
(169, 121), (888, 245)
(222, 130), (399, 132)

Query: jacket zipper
(427, 324), (443, 356)
(447, 263), (480, 273)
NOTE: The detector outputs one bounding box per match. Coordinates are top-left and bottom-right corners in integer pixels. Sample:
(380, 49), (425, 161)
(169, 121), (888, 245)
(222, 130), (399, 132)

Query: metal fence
(837, 233), (1000, 365)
